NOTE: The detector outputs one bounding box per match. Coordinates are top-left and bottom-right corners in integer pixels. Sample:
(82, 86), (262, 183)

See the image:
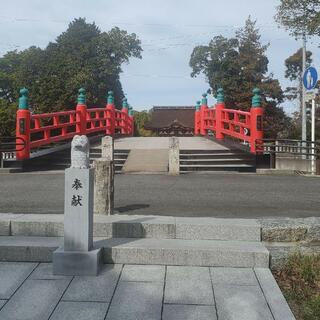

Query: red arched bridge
(15, 88), (134, 161)
(4, 86), (316, 173)
(1, 86), (318, 173)
(194, 88), (263, 154)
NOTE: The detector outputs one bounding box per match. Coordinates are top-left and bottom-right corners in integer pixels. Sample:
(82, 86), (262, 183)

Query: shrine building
(144, 106), (195, 136)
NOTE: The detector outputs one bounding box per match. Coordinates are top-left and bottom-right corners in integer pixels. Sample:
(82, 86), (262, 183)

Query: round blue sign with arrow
(303, 67), (318, 90)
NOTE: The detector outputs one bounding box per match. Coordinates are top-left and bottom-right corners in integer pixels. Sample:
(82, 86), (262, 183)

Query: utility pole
(311, 98), (316, 174)
(302, 32), (307, 142)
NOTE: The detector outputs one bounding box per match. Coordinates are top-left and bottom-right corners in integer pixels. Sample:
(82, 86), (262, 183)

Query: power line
(0, 15), (286, 29)
(121, 73), (206, 80)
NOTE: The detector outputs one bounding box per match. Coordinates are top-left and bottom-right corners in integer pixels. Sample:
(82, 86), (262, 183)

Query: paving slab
(0, 279), (70, 320)
(0, 262), (37, 299)
(162, 304), (217, 320)
(214, 285), (274, 320)
(175, 217), (260, 241)
(165, 266), (214, 305)
(0, 213), (25, 236)
(113, 137), (228, 151)
(255, 268), (296, 320)
(94, 215), (175, 238)
(0, 262), (296, 320)
(106, 281), (163, 320)
(0, 220), (10, 236)
(50, 301), (109, 320)
(0, 236), (61, 262)
(11, 214), (63, 236)
(120, 265), (165, 282)
(62, 264), (122, 302)
(101, 237), (269, 268)
(30, 263), (72, 280)
(210, 267), (257, 286)
(122, 149), (169, 173)
(0, 213), (176, 238)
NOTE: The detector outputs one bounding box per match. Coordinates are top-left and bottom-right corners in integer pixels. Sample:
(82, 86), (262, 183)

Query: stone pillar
(53, 135), (102, 276)
(169, 137), (180, 175)
(94, 159), (114, 215)
(101, 136), (114, 161)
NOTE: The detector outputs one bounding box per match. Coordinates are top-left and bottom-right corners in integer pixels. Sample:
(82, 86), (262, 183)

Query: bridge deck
(108, 137), (230, 150)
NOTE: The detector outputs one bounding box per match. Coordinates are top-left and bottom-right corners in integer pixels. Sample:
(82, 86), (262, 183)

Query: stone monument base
(53, 247), (103, 276)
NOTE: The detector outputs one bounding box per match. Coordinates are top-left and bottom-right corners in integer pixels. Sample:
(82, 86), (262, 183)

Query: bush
(0, 101), (17, 138)
(274, 253), (320, 320)
(303, 296), (320, 320)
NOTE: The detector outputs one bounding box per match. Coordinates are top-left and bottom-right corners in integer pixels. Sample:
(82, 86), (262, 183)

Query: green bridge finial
(196, 101), (201, 111)
(252, 88), (262, 107)
(77, 88), (86, 104)
(107, 91), (114, 104)
(129, 106), (133, 116)
(217, 88), (225, 103)
(122, 98), (128, 109)
(201, 93), (207, 105)
(19, 88), (29, 110)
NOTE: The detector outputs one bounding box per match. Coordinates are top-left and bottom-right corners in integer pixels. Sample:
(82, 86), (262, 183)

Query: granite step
(101, 237), (269, 267)
(1, 214), (261, 241)
(0, 236), (269, 267)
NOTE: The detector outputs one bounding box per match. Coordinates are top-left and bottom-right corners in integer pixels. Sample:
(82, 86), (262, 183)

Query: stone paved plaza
(0, 262), (294, 320)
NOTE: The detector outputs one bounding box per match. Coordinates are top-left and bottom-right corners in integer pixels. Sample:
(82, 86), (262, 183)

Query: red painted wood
(196, 101), (264, 154)
(16, 101), (134, 160)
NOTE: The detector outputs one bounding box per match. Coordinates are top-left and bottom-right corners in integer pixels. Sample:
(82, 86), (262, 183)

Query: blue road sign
(303, 67), (318, 90)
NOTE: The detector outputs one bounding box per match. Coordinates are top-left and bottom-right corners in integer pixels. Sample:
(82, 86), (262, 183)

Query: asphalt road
(0, 172), (319, 218)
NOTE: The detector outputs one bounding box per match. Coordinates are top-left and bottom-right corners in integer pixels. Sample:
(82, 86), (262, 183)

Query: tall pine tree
(190, 17), (289, 138)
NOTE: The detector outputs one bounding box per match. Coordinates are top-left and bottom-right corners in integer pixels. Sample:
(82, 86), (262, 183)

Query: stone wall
(260, 217), (320, 269)
(276, 158), (313, 173)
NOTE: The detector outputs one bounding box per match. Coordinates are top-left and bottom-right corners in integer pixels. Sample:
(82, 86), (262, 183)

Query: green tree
(0, 18), (142, 137)
(133, 110), (155, 137)
(284, 49), (312, 106)
(275, 0), (320, 37)
(0, 100), (16, 137)
(190, 36), (240, 108)
(190, 17), (287, 138)
(285, 49), (313, 82)
(264, 104), (292, 139)
(190, 18), (283, 110)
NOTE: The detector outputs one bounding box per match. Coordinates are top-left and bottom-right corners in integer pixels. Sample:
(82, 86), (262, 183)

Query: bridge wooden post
(121, 98), (129, 135)
(16, 88), (31, 160)
(215, 88), (225, 140)
(250, 88), (264, 154)
(200, 93), (208, 136)
(106, 91), (115, 136)
(129, 106), (134, 136)
(76, 88), (87, 135)
(194, 101), (201, 135)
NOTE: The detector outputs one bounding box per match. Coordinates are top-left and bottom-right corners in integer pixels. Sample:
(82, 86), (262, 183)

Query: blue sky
(0, 0), (319, 113)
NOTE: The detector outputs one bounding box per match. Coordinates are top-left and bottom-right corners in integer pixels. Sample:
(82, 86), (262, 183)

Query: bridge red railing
(16, 88), (134, 160)
(195, 88), (263, 154)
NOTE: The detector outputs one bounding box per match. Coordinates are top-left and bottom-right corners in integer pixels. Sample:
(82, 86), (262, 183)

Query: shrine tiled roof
(145, 106), (195, 129)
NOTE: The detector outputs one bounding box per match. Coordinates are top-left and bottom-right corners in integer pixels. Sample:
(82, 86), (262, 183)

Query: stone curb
(0, 214), (261, 241)
(2, 214), (319, 243)
(255, 268), (296, 320)
(259, 217), (320, 242)
(0, 236), (269, 268)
